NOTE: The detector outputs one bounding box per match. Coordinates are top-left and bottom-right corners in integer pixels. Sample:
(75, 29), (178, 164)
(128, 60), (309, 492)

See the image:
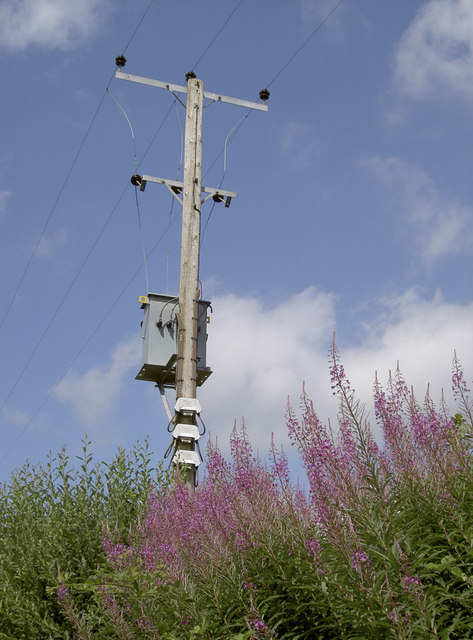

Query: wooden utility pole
(176, 77), (203, 403)
(116, 61), (268, 489)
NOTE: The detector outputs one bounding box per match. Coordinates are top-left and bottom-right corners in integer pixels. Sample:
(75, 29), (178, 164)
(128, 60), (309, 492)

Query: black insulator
(259, 88), (270, 103)
(130, 174), (142, 186)
(171, 185), (183, 194)
(213, 193), (224, 203)
(115, 55), (127, 69)
(186, 70), (197, 81)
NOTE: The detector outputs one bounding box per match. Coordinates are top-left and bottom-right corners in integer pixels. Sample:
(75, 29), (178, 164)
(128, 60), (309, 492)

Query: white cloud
(199, 287), (473, 452)
(0, 0), (110, 52)
(54, 336), (139, 428)
(51, 288), (473, 458)
(360, 155), (473, 265)
(394, 0), (473, 101)
(0, 190), (11, 219)
(199, 288), (337, 451)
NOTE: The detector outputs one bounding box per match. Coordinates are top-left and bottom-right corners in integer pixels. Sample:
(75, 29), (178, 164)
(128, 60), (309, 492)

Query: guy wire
(107, 88), (150, 295)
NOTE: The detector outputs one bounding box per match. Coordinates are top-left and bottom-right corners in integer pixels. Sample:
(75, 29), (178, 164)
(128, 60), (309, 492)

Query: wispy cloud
(54, 336), (139, 428)
(0, 191), (11, 219)
(359, 155), (473, 265)
(279, 121), (321, 169)
(300, 0), (345, 27)
(36, 227), (68, 258)
(3, 407), (29, 428)
(0, 0), (111, 52)
(394, 0), (473, 101)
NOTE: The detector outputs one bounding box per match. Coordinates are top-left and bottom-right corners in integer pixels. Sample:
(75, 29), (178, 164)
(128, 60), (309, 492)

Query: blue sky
(1, 0), (473, 482)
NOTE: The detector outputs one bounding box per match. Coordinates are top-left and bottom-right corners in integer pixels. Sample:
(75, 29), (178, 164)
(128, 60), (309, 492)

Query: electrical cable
(265, 0), (345, 89)
(0, 0), (160, 333)
(107, 88), (150, 294)
(0, 102), (176, 420)
(200, 0), (345, 239)
(121, 0), (158, 56)
(0, 196), (181, 464)
(0, 84), (112, 332)
(201, 112), (249, 242)
(191, 0), (245, 73)
(1, 0), (346, 458)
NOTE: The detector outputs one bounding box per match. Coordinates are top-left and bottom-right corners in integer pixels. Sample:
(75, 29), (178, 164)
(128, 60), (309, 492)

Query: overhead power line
(0, 210), (180, 465)
(0, 99), (175, 421)
(192, 0), (245, 73)
(0, 0), (159, 332)
(265, 0), (346, 89)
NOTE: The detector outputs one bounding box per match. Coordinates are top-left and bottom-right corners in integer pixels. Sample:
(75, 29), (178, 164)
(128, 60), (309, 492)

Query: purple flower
(56, 583), (70, 601)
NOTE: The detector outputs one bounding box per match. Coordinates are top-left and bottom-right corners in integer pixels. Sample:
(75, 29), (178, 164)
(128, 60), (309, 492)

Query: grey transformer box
(136, 293), (212, 388)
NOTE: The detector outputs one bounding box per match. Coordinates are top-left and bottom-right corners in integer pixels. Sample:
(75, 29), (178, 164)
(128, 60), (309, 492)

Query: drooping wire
(107, 88), (149, 294)
(0, 0), (159, 333)
(265, 0), (345, 89)
(201, 112), (249, 242)
(191, 0), (245, 73)
(0, 208), (181, 464)
(0, 102), (176, 420)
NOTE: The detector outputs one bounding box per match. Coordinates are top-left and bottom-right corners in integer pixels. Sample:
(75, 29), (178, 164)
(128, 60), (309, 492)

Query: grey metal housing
(136, 293), (212, 388)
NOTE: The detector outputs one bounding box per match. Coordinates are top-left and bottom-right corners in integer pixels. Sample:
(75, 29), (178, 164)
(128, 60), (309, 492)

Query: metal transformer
(136, 293), (212, 388)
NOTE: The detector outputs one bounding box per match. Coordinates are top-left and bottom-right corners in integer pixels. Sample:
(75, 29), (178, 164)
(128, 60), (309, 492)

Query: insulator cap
(115, 55), (127, 69)
(130, 174), (142, 186)
(259, 88), (270, 103)
(186, 70), (197, 81)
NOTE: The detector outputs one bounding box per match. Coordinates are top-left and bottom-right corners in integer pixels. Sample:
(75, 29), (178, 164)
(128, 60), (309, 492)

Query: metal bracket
(139, 175), (236, 208)
(116, 71), (269, 112)
(157, 383), (173, 422)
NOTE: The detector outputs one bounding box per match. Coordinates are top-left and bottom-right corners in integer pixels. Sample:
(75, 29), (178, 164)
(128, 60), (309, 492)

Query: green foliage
(57, 352), (473, 639)
(0, 437), (167, 639)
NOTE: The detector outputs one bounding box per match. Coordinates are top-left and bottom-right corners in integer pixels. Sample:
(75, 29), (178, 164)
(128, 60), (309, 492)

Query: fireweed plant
(60, 340), (473, 639)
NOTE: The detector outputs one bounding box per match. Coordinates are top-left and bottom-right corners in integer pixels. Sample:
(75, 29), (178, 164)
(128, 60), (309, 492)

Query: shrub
(60, 343), (473, 638)
(0, 437), (167, 639)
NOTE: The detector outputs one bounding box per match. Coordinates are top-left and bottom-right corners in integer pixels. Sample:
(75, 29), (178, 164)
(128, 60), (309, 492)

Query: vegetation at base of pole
(4, 344), (473, 639)
(59, 345), (473, 639)
(0, 437), (169, 639)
